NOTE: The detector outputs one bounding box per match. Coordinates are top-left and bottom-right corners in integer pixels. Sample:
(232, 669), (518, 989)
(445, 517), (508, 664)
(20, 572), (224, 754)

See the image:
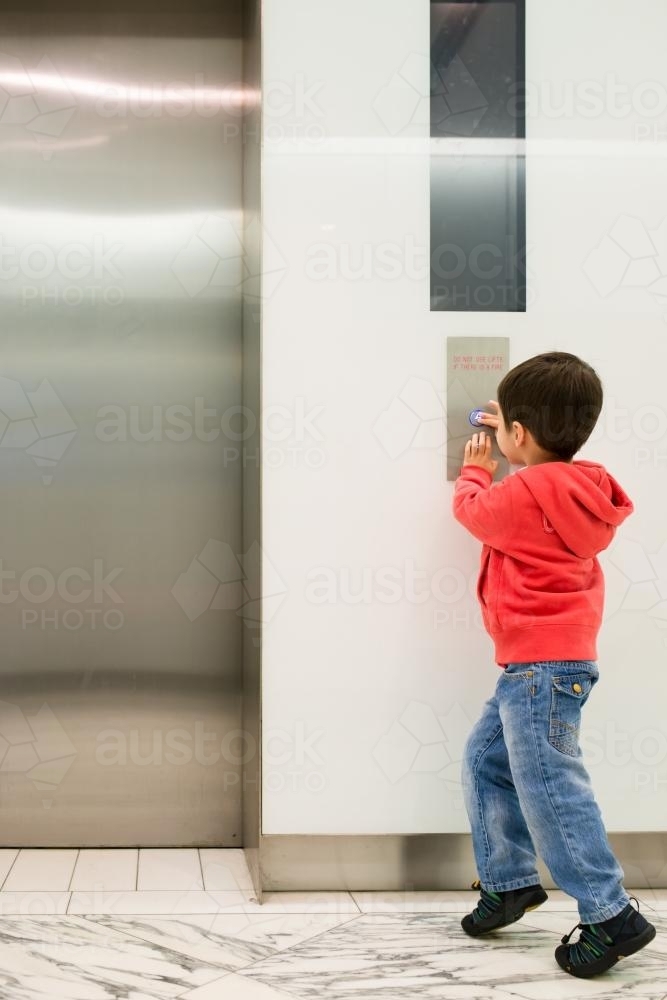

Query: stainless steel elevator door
(0, 4), (244, 845)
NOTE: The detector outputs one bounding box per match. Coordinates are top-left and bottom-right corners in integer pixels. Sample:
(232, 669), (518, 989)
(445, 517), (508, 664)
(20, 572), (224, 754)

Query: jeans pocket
(548, 674), (593, 756)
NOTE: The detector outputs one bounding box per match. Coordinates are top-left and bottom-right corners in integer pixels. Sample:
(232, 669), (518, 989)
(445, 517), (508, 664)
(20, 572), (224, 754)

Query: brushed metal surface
(0, 3), (244, 844)
(241, 0), (263, 899)
(446, 336), (510, 481)
(259, 833), (667, 891)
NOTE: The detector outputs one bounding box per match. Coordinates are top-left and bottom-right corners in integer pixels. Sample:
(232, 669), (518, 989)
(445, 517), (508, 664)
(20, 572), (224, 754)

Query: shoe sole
(462, 889), (548, 937)
(556, 922), (657, 978)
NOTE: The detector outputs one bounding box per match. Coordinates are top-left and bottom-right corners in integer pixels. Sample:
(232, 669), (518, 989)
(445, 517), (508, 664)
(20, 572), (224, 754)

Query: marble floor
(0, 849), (664, 999)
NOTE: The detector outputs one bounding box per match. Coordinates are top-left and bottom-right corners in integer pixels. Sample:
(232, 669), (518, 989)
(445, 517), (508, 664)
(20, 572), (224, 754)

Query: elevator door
(0, 3), (244, 845)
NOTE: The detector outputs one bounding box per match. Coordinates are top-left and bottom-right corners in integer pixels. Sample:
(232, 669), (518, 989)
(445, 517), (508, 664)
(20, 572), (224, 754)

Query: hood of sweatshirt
(516, 460), (634, 558)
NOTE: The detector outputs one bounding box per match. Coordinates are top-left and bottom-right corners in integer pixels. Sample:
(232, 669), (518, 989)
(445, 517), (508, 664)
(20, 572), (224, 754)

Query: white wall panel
(261, 0), (667, 834)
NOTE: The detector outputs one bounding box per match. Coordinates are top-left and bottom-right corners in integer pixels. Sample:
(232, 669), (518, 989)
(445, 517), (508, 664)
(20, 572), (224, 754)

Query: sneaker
(461, 879), (548, 937)
(555, 898), (656, 978)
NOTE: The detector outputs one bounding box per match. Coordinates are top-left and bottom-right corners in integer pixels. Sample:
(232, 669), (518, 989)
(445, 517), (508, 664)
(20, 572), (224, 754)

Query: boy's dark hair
(497, 352), (603, 461)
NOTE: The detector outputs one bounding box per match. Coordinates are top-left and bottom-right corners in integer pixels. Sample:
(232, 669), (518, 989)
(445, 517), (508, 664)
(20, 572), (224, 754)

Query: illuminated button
(468, 409), (485, 427)
(572, 683), (582, 693)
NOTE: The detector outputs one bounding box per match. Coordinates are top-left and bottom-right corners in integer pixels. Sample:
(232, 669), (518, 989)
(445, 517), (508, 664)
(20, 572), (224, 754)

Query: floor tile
(183, 973), (299, 999)
(2, 850), (78, 892)
(200, 848), (255, 894)
(351, 890), (476, 913)
(0, 892), (70, 916)
(529, 889), (580, 910)
(68, 889), (248, 915)
(536, 888), (662, 913)
(89, 912), (364, 969)
(638, 888), (667, 909)
(493, 967), (665, 1000)
(0, 916), (234, 999)
(350, 888), (663, 916)
(69, 889), (358, 917)
(0, 907), (661, 999)
(239, 912), (667, 1000)
(0, 850), (19, 888)
(350, 889), (584, 913)
(243, 892), (360, 915)
(70, 848), (138, 891)
(138, 848), (203, 890)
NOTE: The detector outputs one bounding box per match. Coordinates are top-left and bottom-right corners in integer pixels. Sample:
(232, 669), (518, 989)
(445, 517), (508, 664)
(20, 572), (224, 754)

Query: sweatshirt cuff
(457, 465), (493, 487)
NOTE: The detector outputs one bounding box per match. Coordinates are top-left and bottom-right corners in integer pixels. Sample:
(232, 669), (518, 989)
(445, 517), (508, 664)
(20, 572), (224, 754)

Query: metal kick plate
(446, 337), (510, 482)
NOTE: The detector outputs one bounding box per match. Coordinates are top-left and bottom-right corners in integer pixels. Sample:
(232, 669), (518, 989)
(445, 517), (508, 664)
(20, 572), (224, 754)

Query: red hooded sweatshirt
(453, 460), (634, 665)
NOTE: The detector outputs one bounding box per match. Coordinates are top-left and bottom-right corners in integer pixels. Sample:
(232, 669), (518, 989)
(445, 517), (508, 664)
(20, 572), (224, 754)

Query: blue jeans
(462, 660), (629, 924)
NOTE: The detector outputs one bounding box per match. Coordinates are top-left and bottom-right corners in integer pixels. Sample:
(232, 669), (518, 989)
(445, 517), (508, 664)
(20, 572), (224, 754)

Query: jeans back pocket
(548, 673), (594, 757)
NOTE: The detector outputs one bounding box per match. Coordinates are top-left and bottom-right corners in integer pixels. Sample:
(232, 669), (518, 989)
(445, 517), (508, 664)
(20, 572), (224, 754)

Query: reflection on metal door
(0, 3), (244, 845)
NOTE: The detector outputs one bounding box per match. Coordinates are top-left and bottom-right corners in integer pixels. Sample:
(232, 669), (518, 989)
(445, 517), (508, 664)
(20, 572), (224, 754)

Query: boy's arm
(453, 466), (520, 551)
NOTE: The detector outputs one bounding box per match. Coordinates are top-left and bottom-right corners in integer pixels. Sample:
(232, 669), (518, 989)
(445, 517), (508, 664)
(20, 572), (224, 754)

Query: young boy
(453, 351), (656, 978)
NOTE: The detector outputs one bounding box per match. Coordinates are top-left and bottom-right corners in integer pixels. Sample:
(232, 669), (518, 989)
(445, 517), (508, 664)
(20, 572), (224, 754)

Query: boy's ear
(512, 421), (526, 445)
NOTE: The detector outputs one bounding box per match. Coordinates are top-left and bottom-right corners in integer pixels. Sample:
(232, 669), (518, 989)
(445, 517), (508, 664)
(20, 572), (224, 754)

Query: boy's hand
(476, 399), (500, 431)
(463, 432), (498, 476)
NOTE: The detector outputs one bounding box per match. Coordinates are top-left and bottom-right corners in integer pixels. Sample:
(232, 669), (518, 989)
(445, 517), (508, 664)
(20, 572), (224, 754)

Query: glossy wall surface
(260, 0), (667, 839)
(0, 2), (244, 844)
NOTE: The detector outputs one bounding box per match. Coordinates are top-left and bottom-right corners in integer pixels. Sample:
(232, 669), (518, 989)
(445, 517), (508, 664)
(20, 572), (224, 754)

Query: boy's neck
(522, 450), (573, 467)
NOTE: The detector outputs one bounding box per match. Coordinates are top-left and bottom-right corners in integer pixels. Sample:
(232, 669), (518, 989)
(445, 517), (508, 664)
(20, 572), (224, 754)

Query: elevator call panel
(446, 336), (510, 482)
